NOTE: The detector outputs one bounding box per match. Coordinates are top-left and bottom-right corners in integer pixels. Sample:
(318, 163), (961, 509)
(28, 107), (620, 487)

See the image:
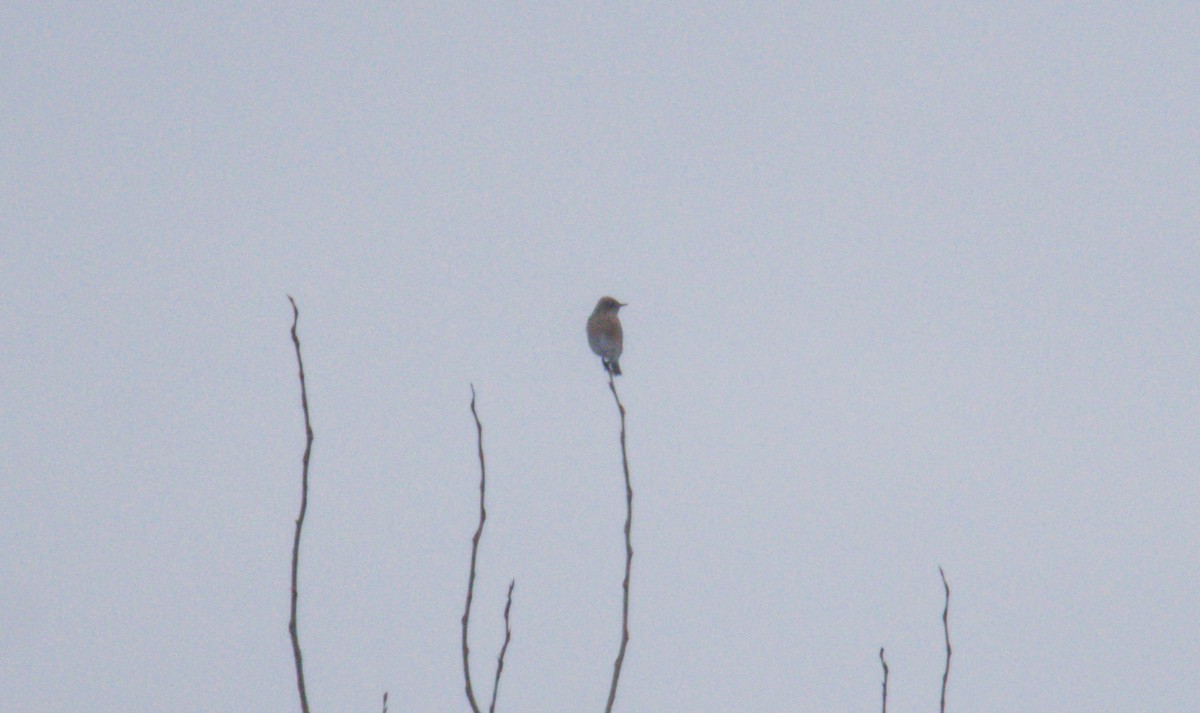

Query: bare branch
(879, 647), (888, 713)
(939, 566), (952, 713)
(604, 371), (634, 713)
(461, 387), (518, 712)
(461, 385), (487, 713)
(381, 692), (388, 713)
(287, 296), (313, 713)
(488, 580), (516, 713)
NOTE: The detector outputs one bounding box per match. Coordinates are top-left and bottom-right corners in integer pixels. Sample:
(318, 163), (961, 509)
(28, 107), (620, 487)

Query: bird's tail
(609, 359), (622, 376)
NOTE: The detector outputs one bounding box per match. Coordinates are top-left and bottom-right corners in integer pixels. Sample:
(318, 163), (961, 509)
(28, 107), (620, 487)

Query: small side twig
(462, 385), (488, 713)
(381, 692), (388, 713)
(879, 647), (888, 713)
(287, 296), (313, 713)
(604, 371), (634, 713)
(939, 566), (952, 713)
(488, 580), (516, 713)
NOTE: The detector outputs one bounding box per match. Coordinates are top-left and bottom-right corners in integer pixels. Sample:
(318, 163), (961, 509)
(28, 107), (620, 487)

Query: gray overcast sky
(2, 3), (1197, 711)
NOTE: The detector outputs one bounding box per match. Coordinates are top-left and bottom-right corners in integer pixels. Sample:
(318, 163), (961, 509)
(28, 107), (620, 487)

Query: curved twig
(939, 566), (952, 713)
(604, 371), (633, 713)
(462, 385), (487, 713)
(488, 580), (515, 713)
(287, 296), (313, 713)
(879, 647), (888, 713)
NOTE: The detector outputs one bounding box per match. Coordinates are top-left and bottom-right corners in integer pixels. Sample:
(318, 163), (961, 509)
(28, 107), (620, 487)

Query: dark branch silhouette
(287, 296), (313, 713)
(462, 385), (488, 713)
(488, 580), (515, 713)
(381, 692), (388, 713)
(461, 386), (513, 712)
(604, 371), (633, 713)
(939, 566), (952, 713)
(879, 647), (888, 713)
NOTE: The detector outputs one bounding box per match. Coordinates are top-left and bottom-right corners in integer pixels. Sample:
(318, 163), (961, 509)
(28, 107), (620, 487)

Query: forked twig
(604, 371), (634, 713)
(462, 387), (514, 712)
(287, 296), (313, 713)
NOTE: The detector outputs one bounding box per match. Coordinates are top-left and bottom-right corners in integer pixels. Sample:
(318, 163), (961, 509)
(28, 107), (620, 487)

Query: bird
(587, 296), (626, 376)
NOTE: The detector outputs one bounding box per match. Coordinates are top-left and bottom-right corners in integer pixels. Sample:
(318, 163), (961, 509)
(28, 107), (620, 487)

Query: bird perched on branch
(587, 296), (626, 376)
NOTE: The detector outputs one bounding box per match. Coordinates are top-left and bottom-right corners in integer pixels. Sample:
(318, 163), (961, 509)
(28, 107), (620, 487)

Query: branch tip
(879, 647), (889, 713)
(488, 579), (516, 713)
(287, 297), (313, 713)
(939, 566), (952, 713)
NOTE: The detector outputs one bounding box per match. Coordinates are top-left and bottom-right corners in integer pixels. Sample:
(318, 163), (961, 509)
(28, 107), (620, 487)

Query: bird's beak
(619, 302), (628, 308)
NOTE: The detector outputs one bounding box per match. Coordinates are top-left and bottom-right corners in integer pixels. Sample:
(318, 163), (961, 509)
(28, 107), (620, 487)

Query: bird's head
(596, 296), (627, 313)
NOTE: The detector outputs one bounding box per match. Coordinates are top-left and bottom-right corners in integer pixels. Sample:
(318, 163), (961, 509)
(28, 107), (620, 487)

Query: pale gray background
(2, 3), (1197, 711)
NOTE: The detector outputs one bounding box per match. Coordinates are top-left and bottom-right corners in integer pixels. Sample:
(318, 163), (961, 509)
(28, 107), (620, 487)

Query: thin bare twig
(879, 647), (888, 713)
(939, 566), (952, 713)
(381, 692), (388, 713)
(488, 580), (515, 713)
(287, 296), (313, 713)
(462, 385), (487, 713)
(461, 387), (516, 712)
(604, 371), (633, 713)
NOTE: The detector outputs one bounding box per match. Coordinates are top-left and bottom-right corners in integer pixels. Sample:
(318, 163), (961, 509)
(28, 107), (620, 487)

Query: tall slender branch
(287, 296), (313, 713)
(462, 385), (487, 713)
(604, 371), (633, 713)
(461, 386), (515, 712)
(939, 566), (952, 713)
(878, 647), (888, 713)
(488, 580), (515, 713)
(381, 692), (388, 713)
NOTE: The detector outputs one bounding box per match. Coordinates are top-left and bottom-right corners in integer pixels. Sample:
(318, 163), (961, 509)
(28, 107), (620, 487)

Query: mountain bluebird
(587, 296), (626, 376)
